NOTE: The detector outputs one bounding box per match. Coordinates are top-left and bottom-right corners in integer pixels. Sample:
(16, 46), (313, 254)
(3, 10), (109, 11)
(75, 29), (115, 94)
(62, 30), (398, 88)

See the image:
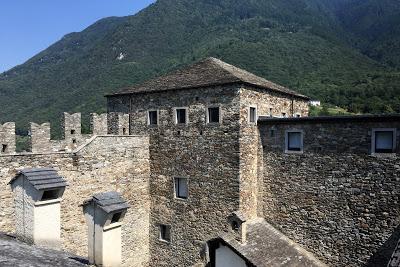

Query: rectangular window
(41, 189), (59, 201)
(159, 224), (171, 242)
(148, 110), (158, 125)
(208, 107), (220, 123)
(373, 129), (395, 153)
(111, 212), (122, 224)
(1, 144), (7, 153)
(286, 131), (303, 152)
(249, 107), (257, 123)
(174, 177), (188, 199)
(175, 108), (187, 124)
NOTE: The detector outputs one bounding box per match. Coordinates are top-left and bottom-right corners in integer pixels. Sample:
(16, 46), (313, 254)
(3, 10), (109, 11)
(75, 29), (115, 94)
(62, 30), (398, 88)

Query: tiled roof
(218, 218), (327, 267)
(0, 233), (88, 267)
(9, 168), (67, 190)
(388, 238), (400, 267)
(82, 191), (129, 214)
(107, 57), (309, 99)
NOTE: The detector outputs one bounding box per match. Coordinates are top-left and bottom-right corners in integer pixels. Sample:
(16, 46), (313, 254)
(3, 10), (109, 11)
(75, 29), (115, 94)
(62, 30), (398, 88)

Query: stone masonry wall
(30, 123), (51, 153)
(0, 135), (151, 267)
(237, 87), (309, 219)
(0, 122), (16, 155)
(258, 120), (400, 267)
(108, 85), (244, 266)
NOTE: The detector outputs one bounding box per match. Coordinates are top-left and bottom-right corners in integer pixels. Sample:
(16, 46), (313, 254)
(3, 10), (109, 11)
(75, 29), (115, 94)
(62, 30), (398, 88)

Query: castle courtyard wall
(108, 85), (244, 266)
(258, 118), (400, 267)
(0, 135), (150, 267)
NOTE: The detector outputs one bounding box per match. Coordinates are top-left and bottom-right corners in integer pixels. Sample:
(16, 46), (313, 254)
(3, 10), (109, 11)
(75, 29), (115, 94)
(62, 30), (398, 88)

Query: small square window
(148, 110), (158, 125)
(71, 130), (76, 135)
(286, 131), (303, 152)
(249, 107), (257, 123)
(159, 224), (171, 242)
(72, 139), (77, 144)
(208, 107), (220, 123)
(174, 177), (188, 199)
(175, 108), (187, 124)
(111, 212), (122, 224)
(373, 129), (395, 153)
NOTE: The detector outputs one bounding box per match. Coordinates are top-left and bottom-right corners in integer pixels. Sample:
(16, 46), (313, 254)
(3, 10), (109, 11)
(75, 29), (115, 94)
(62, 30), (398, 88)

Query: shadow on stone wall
(366, 225), (400, 267)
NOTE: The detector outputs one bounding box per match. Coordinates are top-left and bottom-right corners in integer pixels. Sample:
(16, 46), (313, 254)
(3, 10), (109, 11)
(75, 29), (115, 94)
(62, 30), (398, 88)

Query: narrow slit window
(174, 177), (188, 199)
(176, 109), (187, 124)
(148, 110), (158, 125)
(1, 144), (7, 153)
(286, 131), (302, 152)
(159, 224), (171, 242)
(374, 131), (394, 153)
(208, 107), (220, 123)
(249, 107), (257, 123)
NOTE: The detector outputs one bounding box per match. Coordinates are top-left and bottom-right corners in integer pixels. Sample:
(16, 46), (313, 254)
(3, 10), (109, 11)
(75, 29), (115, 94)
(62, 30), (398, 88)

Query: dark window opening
(148, 111), (158, 125)
(270, 129), (275, 138)
(41, 189), (59, 201)
(282, 113), (287, 118)
(287, 132), (302, 151)
(375, 131), (394, 153)
(160, 224), (171, 242)
(208, 107), (220, 123)
(249, 107), (257, 123)
(111, 212), (122, 224)
(176, 109), (187, 124)
(72, 139), (77, 144)
(231, 221), (239, 231)
(71, 130), (76, 135)
(122, 128), (127, 135)
(174, 178), (188, 199)
(269, 108), (273, 117)
(1, 144), (7, 153)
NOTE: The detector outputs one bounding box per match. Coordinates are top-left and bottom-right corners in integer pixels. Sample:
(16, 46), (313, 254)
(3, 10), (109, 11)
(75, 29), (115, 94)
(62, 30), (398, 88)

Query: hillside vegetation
(0, 0), (399, 132)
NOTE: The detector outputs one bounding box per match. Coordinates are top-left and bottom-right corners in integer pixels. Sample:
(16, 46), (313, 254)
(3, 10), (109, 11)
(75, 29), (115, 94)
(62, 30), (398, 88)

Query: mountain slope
(0, 0), (399, 133)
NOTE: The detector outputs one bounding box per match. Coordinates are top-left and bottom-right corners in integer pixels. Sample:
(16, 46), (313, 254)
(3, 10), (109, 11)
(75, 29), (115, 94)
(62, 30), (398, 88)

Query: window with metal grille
(148, 110), (158, 125)
(174, 177), (188, 199)
(286, 131), (303, 152)
(208, 107), (220, 123)
(175, 108), (187, 124)
(159, 224), (171, 242)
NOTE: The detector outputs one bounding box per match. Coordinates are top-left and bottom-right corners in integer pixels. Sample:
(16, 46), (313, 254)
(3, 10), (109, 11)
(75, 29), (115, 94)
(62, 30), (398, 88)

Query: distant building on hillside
(310, 100), (321, 106)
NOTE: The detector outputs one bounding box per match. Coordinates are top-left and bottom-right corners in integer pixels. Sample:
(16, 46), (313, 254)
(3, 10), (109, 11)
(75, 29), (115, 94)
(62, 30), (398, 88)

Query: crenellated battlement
(0, 122), (16, 155)
(0, 112), (129, 155)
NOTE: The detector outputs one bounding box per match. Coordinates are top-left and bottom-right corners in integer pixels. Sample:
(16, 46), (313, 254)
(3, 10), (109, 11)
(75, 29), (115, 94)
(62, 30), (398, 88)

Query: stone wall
(108, 85), (244, 266)
(258, 119), (400, 266)
(0, 122), (16, 154)
(0, 135), (151, 267)
(237, 86), (309, 219)
(90, 113), (108, 135)
(30, 123), (51, 153)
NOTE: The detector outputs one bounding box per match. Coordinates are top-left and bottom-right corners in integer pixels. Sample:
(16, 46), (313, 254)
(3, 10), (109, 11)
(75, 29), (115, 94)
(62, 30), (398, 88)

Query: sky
(0, 0), (155, 73)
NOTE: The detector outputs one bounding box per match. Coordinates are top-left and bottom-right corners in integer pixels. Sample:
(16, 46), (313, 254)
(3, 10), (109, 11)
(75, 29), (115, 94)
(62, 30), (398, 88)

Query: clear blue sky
(0, 0), (155, 73)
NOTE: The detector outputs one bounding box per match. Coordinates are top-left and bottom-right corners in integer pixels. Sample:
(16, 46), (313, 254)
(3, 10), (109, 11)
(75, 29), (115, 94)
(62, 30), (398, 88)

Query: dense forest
(0, 0), (399, 132)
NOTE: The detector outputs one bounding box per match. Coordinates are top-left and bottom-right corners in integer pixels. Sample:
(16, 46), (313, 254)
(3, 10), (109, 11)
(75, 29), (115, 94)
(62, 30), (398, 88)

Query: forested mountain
(1, 0), (399, 132)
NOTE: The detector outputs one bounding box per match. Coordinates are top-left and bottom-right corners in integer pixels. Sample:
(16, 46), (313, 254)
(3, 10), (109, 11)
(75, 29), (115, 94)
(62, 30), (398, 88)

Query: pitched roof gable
(9, 168), (68, 191)
(108, 58), (309, 99)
